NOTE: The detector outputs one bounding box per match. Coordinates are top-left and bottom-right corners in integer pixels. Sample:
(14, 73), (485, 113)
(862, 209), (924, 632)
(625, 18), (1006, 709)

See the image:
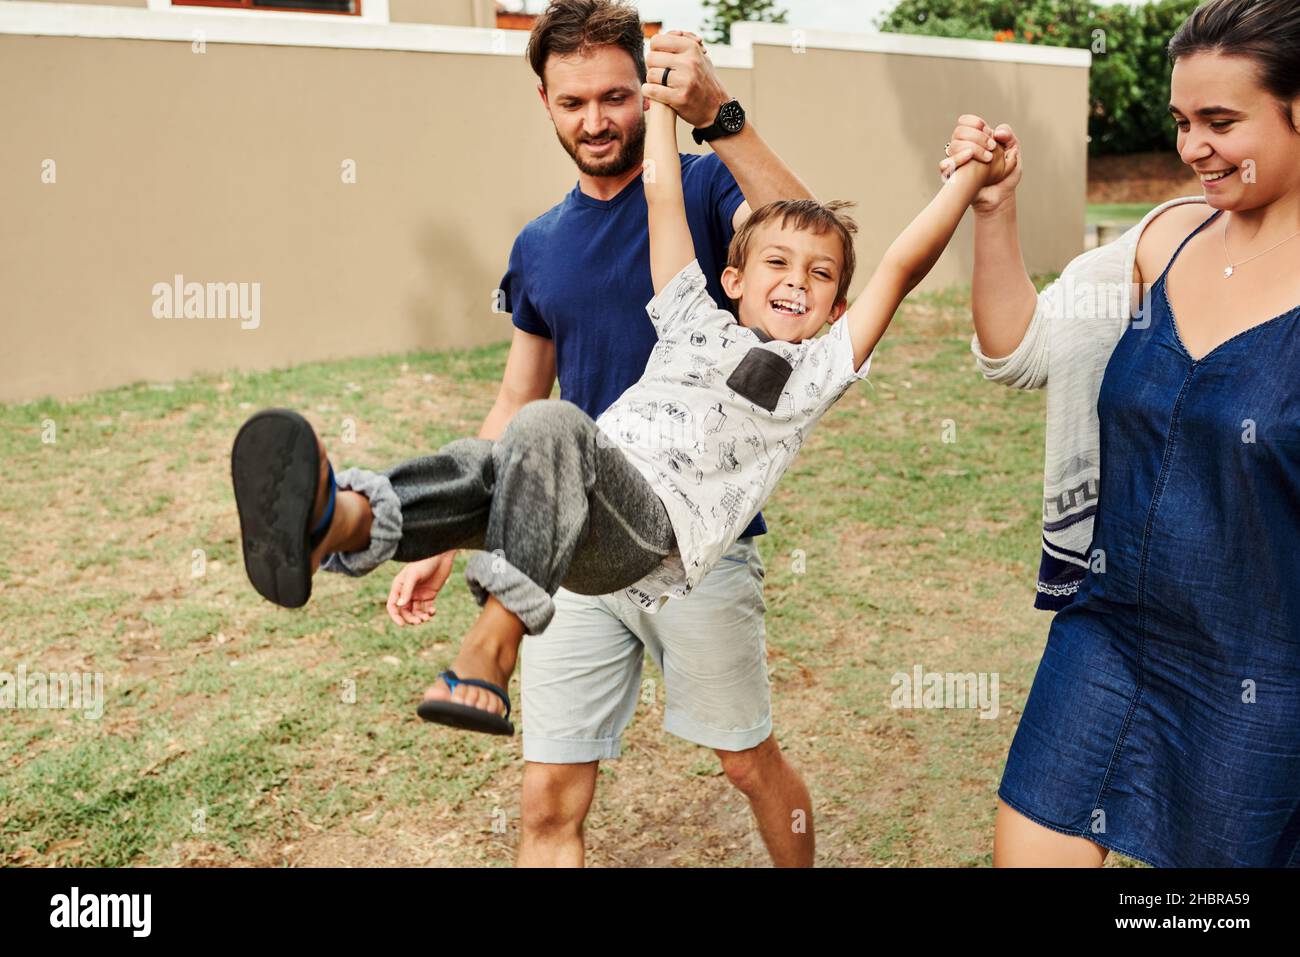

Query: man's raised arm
(643, 31), (815, 223)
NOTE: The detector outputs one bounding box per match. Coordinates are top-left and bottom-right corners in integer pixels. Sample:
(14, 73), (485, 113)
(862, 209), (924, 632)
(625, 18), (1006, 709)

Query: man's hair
(727, 200), (859, 307)
(527, 0), (647, 89)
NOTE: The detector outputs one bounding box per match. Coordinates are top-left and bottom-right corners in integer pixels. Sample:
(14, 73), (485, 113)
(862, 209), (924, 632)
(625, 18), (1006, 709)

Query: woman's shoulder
(1133, 197), (1215, 285)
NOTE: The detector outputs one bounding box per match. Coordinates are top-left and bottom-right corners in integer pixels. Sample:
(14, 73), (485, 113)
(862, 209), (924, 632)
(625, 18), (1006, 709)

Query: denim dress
(998, 209), (1300, 866)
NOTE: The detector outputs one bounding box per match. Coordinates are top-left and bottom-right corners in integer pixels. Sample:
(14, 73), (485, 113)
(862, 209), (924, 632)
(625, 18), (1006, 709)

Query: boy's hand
(386, 551), (456, 626)
(940, 115), (1023, 213)
(643, 30), (729, 128)
(959, 141), (1014, 189)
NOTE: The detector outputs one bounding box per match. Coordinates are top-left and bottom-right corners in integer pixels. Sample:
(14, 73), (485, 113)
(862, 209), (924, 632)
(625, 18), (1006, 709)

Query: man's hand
(386, 551), (456, 626)
(642, 30), (729, 129)
(940, 114), (1022, 213)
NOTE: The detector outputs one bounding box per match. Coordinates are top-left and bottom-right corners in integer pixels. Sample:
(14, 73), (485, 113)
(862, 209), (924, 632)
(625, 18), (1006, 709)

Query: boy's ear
(827, 297), (848, 323)
(721, 265), (743, 301)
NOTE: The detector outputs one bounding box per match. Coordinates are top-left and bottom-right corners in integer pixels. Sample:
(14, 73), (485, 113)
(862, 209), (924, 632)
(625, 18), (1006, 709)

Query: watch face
(719, 101), (745, 134)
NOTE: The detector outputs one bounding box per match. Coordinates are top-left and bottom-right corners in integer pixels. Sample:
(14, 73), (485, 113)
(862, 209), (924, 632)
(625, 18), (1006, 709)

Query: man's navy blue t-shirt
(498, 151), (766, 540)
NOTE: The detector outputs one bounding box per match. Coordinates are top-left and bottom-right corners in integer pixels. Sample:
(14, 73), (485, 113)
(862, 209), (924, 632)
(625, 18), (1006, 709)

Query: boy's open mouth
(770, 298), (807, 316)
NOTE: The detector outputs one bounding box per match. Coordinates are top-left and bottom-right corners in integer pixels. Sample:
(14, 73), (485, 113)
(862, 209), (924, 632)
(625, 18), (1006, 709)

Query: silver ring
(944, 142), (952, 157)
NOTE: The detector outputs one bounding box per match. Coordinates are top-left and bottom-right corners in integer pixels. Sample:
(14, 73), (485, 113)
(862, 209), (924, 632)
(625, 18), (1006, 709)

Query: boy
(230, 98), (1012, 734)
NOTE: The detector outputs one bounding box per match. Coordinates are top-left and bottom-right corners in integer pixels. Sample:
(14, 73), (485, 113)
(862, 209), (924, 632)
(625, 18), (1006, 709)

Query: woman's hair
(1168, 0), (1300, 128)
(526, 0), (646, 90)
(727, 200), (859, 307)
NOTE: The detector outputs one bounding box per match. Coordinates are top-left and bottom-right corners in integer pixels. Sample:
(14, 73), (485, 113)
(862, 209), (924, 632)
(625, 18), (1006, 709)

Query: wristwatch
(692, 99), (746, 145)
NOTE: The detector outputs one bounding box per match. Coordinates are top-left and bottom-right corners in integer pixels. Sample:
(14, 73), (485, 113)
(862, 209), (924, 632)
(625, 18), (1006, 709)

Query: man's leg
(627, 536), (815, 866)
(714, 736), (814, 867)
(516, 587), (647, 866)
(518, 761), (599, 867)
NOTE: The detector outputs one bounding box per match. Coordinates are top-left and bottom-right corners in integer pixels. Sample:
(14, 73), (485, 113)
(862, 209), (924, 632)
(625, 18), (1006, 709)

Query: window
(174, 1), (361, 15)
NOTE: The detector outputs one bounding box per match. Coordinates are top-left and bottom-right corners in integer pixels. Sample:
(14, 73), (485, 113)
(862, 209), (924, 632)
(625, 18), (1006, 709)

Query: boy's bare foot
(307, 429), (333, 572)
(305, 429), (372, 573)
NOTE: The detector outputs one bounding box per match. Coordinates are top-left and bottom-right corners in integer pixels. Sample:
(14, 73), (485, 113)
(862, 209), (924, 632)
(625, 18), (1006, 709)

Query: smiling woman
(948, 0), (1300, 868)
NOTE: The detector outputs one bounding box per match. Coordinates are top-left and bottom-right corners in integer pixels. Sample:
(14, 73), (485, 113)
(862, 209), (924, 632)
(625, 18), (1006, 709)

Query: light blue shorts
(520, 536), (772, 763)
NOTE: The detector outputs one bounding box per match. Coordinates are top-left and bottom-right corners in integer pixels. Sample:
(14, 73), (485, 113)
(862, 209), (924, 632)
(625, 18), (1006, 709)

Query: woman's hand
(386, 551), (456, 626)
(941, 115), (1022, 214)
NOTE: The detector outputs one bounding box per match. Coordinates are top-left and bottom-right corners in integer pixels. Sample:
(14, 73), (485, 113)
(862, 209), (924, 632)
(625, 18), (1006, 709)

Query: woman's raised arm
(943, 115), (1039, 360)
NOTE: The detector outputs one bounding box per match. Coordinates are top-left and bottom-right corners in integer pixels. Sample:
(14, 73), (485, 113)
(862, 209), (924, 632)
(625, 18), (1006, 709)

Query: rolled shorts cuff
(663, 708), (772, 753)
(319, 467), (402, 577)
(464, 551), (555, 636)
(522, 735), (622, 764)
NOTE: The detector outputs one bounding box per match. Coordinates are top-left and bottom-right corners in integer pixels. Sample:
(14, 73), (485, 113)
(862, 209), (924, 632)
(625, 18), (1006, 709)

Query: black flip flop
(417, 670), (515, 735)
(231, 408), (335, 609)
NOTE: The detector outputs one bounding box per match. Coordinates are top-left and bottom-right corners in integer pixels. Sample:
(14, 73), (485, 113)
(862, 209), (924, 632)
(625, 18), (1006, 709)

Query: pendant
(1224, 265), (1235, 278)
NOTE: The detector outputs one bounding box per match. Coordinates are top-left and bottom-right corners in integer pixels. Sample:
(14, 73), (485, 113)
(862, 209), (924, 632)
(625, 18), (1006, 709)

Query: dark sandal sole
(417, 698), (515, 736)
(231, 408), (322, 608)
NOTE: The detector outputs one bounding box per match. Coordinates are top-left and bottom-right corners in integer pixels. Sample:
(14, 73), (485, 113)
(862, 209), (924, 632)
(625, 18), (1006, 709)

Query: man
(389, 0), (817, 867)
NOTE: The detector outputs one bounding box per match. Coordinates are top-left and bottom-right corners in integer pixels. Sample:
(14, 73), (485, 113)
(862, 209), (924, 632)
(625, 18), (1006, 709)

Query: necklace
(1222, 212), (1300, 278)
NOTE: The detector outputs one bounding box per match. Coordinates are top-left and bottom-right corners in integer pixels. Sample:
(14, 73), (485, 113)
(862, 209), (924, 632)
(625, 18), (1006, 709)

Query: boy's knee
(507, 400), (587, 442)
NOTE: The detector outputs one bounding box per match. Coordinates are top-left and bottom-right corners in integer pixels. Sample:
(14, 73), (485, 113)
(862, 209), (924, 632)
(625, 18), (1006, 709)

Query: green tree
(700, 0), (789, 46)
(875, 0), (1201, 156)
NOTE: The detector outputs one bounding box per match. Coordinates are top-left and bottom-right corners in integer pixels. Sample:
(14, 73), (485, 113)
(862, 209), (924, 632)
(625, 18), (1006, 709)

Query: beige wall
(751, 43), (1087, 294)
(389, 0), (495, 27)
(0, 28), (1086, 402)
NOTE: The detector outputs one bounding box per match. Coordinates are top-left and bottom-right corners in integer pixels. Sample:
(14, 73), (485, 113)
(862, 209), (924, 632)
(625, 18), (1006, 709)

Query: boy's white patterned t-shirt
(595, 258), (871, 612)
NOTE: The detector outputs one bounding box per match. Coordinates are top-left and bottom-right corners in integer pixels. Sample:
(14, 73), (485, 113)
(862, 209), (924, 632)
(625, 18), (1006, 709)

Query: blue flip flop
(232, 408), (336, 608)
(417, 670), (515, 736)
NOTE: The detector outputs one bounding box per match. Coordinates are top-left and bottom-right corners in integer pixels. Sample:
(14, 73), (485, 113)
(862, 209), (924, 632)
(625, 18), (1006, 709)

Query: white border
(0, 0), (525, 53)
(0, 2), (1090, 67)
(146, 0), (389, 26)
(731, 21), (1092, 69)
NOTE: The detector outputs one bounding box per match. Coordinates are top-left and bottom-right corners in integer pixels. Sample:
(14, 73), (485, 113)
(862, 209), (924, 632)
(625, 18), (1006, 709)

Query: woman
(944, 0), (1300, 866)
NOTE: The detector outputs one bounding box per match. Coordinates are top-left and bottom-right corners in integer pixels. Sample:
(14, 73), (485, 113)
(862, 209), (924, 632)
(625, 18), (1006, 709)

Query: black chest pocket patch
(726, 347), (794, 413)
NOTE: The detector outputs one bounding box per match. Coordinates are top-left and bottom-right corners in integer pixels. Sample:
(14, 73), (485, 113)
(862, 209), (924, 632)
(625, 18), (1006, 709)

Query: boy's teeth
(1200, 168), (1235, 182)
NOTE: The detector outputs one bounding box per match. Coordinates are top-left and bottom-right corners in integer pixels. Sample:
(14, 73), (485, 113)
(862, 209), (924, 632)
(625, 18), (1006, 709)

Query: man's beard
(557, 116), (647, 178)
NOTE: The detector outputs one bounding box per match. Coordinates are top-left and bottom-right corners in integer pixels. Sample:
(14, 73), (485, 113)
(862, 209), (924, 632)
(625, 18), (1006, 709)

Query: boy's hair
(727, 200), (859, 307)
(526, 0), (647, 90)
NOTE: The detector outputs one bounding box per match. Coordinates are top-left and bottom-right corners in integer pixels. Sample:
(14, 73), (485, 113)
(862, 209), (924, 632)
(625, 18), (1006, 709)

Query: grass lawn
(1087, 203), (1156, 225)
(0, 286), (1145, 867)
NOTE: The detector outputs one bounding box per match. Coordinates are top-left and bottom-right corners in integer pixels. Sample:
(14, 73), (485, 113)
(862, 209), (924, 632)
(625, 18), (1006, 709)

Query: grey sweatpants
(320, 399), (676, 635)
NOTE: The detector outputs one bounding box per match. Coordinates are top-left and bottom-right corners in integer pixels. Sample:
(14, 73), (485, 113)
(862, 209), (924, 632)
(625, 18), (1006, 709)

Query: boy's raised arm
(842, 149), (1015, 370)
(644, 98), (698, 296)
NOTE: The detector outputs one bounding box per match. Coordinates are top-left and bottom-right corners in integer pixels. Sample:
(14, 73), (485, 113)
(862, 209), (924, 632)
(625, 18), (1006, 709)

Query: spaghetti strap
(1154, 208), (1224, 289)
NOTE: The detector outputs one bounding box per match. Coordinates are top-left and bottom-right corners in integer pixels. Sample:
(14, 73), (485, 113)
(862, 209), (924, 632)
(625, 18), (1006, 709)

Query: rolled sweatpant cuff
(464, 551), (555, 636)
(319, 467), (402, 577)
